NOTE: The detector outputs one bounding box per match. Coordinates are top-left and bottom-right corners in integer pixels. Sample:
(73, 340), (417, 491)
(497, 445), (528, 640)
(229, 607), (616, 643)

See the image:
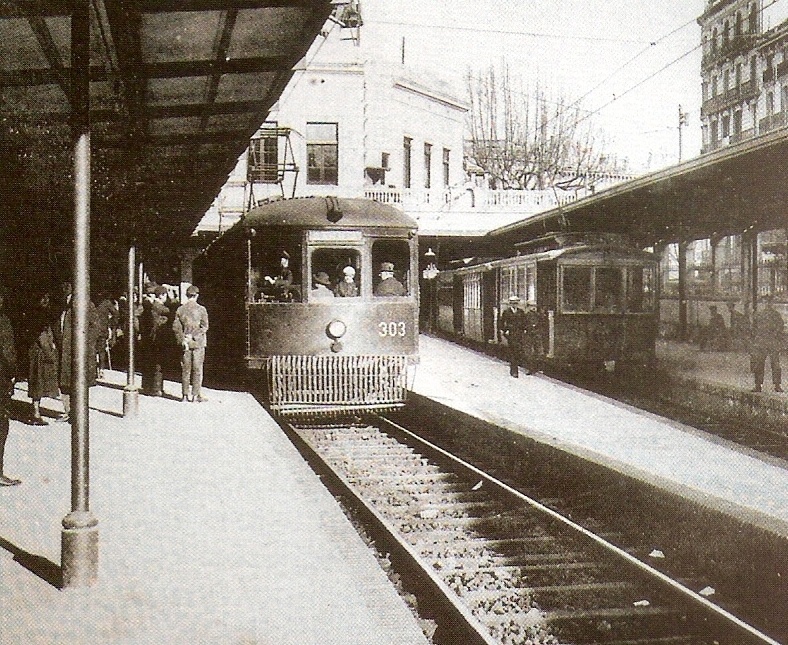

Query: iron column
(61, 0), (99, 588)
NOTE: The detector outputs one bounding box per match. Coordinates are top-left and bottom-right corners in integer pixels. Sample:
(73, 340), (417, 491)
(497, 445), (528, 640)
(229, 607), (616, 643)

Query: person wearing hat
(499, 295), (529, 378)
(335, 265), (358, 298)
(173, 284), (209, 402)
(374, 262), (406, 297)
(0, 286), (21, 485)
(311, 271), (335, 300)
(141, 285), (171, 396)
(264, 250), (294, 302)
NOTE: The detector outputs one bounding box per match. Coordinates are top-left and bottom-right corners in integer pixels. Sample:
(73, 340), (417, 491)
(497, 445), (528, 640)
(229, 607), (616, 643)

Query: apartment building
(699, 0), (788, 152)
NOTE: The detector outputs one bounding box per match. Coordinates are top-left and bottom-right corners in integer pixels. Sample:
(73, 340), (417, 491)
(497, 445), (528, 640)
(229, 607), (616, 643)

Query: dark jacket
(499, 306), (528, 344)
(751, 305), (785, 352)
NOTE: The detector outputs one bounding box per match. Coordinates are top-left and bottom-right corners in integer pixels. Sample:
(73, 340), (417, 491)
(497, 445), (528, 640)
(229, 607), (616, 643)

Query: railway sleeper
(545, 605), (719, 643)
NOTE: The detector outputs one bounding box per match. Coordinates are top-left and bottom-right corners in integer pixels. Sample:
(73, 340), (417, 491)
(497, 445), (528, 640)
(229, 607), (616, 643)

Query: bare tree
(466, 63), (628, 191)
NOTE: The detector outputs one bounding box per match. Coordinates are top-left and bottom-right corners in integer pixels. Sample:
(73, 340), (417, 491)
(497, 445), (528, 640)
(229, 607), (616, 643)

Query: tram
(436, 232), (659, 372)
(194, 196), (419, 414)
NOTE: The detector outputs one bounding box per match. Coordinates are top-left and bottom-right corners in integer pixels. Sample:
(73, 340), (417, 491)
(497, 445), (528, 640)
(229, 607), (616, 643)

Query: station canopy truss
(0, 0), (333, 281)
(489, 128), (788, 251)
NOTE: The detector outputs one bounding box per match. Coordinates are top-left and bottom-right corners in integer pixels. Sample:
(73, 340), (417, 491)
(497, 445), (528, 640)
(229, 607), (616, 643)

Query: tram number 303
(378, 321), (407, 337)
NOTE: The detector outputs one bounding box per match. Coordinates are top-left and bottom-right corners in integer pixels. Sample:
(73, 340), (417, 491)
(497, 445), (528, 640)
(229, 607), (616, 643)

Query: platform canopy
(0, 0), (332, 285)
(490, 128), (788, 250)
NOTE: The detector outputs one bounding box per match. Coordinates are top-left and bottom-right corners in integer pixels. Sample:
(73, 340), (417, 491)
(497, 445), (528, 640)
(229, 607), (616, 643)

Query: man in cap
(499, 295), (529, 378)
(173, 284), (209, 402)
(0, 286), (20, 485)
(336, 265), (358, 298)
(374, 262), (406, 297)
(311, 271), (335, 300)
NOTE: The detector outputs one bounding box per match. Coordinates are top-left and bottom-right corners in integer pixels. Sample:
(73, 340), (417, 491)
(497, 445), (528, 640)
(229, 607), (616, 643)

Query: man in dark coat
(374, 262), (406, 296)
(499, 295), (529, 377)
(0, 287), (20, 485)
(750, 295), (785, 393)
(173, 284), (209, 402)
(147, 285), (172, 396)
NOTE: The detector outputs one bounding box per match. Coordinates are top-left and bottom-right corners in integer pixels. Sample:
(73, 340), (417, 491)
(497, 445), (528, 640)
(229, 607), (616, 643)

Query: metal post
(678, 240), (688, 340)
(61, 0), (98, 588)
(123, 244), (139, 416)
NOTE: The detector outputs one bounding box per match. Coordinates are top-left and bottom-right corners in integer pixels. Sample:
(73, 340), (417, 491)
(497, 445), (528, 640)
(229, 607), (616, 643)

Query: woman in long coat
(28, 306), (59, 424)
(55, 285), (99, 422)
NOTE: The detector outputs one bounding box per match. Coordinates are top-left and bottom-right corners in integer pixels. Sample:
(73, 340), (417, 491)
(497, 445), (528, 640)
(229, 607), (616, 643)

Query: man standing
(0, 287), (20, 485)
(173, 284), (209, 402)
(750, 295), (785, 393)
(146, 285), (171, 396)
(499, 295), (528, 378)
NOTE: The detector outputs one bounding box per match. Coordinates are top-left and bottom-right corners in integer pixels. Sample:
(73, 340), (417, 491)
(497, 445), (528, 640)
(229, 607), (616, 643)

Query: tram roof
(0, 1), (332, 280)
(241, 197), (418, 231)
(489, 128), (788, 248)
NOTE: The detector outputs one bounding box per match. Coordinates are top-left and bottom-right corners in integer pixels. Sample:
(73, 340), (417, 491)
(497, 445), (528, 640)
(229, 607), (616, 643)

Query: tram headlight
(326, 319), (347, 340)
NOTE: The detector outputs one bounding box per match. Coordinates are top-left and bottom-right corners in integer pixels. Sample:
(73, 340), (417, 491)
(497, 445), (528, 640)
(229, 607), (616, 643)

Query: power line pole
(678, 105), (688, 162)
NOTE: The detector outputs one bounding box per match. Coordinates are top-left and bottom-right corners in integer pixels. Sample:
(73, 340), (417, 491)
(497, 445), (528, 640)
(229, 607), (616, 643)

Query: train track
(285, 415), (781, 645)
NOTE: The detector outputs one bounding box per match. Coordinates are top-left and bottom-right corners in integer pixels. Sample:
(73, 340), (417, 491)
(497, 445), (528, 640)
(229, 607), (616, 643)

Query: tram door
(482, 270), (497, 342)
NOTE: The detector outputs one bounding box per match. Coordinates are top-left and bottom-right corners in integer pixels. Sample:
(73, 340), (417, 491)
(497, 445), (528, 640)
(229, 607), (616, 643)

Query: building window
(712, 27), (718, 52)
(381, 152), (390, 170)
(306, 122), (338, 185)
(733, 110), (742, 136)
(403, 137), (412, 188)
(423, 143), (432, 189)
(749, 4), (757, 34)
(782, 86), (788, 113)
(767, 91), (774, 116)
(723, 69), (730, 92)
(735, 63), (742, 88)
(735, 11), (742, 36)
(442, 148), (450, 187)
(722, 114), (730, 138)
(712, 76), (718, 97)
(750, 56), (757, 83)
(711, 120), (718, 144)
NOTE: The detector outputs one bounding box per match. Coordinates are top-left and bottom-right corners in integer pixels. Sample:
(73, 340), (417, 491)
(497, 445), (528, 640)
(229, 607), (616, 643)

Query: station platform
(0, 374), (429, 645)
(410, 335), (788, 539)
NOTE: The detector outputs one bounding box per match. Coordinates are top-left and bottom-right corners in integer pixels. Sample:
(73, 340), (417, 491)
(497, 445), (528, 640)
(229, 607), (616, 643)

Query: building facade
(198, 1), (468, 232)
(699, 0), (788, 152)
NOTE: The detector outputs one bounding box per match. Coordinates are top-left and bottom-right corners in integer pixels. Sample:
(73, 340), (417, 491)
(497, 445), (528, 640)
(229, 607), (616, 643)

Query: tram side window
(310, 247), (361, 299)
(594, 267), (623, 313)
(249, 239), (302, 303)
(561, 267), (592, 312)
(372, 239), (410, 297)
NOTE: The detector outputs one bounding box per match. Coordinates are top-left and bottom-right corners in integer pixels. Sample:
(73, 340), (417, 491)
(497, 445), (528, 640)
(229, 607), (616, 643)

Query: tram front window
(249, 239), (302, 303)
(310, 247), (361, 299)
(562, 267), (591, 312)
(594, 267), (623, 313)
(372, 239), (410, 297)
(626, 266), (656, 313)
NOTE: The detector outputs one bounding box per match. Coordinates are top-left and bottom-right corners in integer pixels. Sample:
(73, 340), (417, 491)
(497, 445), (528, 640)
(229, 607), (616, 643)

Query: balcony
(702, 33), (758, 70)
(759, 111), (787, 133)
(701, 79), (758, 116)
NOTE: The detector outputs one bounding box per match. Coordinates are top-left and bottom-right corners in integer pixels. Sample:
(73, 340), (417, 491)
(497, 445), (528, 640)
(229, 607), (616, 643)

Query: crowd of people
(0, 280), (210, 486)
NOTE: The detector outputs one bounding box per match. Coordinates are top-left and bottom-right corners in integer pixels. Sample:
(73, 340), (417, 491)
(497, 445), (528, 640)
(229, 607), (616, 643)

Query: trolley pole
(123, 244), (139, 416)
(61, 0), (99, 588)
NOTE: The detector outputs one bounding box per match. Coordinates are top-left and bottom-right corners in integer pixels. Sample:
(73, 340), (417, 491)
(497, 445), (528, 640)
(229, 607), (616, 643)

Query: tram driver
(374, 262), (406, 297)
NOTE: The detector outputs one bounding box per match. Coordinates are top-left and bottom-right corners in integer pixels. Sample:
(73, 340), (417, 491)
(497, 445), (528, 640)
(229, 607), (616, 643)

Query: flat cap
(186, 285), (199, 296)
(380, 262), (395, 272)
